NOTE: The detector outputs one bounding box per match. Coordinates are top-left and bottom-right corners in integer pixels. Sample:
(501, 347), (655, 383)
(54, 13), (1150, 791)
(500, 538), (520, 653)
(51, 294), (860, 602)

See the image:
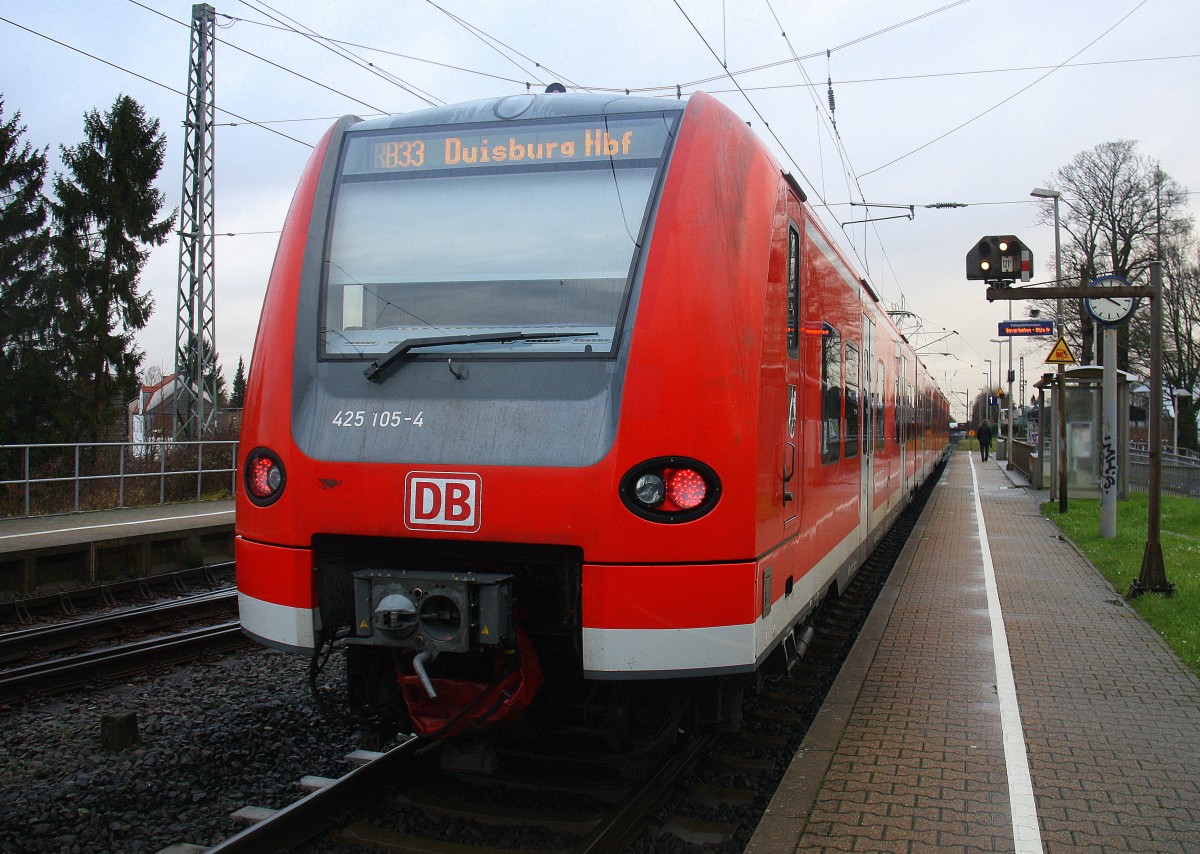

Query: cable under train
(235, 89), (950, 748)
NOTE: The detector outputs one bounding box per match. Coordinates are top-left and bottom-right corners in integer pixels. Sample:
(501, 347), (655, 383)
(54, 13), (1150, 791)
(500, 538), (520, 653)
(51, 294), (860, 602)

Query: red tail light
(244, 448), (286, 506)
(665, 468), (707, 510)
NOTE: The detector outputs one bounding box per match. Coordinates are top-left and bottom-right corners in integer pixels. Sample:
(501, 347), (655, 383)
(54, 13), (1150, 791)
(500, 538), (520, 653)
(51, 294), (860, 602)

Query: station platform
(748, 450), (1200, 853)
(0, 501), (234, 595)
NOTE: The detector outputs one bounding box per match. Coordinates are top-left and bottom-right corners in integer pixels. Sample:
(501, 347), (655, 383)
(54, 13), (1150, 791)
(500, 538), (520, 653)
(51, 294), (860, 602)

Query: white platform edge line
(0, 510), (232, 541)
(970, 455), (1044, 853)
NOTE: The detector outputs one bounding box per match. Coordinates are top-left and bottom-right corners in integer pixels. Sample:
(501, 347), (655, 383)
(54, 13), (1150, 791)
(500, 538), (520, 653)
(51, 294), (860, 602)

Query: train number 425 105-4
(331, 409), (425, 428)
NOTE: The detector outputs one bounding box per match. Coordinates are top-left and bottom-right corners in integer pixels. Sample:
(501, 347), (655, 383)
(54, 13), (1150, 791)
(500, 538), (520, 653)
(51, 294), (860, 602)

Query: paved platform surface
(0, 500), (234, 557)
(748, 450), (1200, 853)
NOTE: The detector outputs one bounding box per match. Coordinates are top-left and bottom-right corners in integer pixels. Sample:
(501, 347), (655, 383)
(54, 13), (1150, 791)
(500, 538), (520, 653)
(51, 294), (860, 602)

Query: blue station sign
(998, 320), (1055, 336)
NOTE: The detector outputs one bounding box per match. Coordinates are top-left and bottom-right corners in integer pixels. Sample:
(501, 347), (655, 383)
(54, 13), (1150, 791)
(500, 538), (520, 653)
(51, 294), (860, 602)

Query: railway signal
(965, 235), (1032, 283)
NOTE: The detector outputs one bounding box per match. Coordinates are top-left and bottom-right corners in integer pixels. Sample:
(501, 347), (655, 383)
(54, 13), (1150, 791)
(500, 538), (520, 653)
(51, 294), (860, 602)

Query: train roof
(351, 92), (686, 133)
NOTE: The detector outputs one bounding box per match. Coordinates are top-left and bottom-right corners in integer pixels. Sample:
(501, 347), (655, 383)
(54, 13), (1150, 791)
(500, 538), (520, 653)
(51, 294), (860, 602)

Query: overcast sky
(3, 0), (1198, 420)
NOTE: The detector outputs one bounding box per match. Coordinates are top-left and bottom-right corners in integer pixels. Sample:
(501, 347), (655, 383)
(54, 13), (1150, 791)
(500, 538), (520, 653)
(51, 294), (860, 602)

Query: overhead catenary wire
(696, 52), (1200, 97)
(237, 0), (442, 107)
(0, 14), (312, 148)
(208, 12), (533, 88)
(669, 0), (823, 210)
(420, 0), (590, 92)
(585, 0), (975, 95)
(126, 0), (402, 114)
(861, 0), (1150, 177)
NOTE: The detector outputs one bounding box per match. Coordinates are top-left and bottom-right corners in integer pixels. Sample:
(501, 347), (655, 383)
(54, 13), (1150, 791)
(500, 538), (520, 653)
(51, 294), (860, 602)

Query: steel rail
(0, 621), (246, 704)
(0, 588), (237, 665)
(0, 561), (235, 624)
(205, 735), (423, 853)
(574, 731), (717, 853)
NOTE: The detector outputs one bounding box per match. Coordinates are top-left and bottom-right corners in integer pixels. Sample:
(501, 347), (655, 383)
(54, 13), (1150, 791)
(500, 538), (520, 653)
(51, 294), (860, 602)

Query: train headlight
(620, 457), (720, 523)
(244, 447), (286, 506)
(634, 473), (665, 505)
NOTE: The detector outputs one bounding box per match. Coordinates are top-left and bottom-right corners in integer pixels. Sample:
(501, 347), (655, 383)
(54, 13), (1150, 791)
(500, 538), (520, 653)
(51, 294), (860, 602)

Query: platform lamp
(983, 361), (992, 425)
(990, 338), (1005, 438)
(1031, 186), (1067, 512)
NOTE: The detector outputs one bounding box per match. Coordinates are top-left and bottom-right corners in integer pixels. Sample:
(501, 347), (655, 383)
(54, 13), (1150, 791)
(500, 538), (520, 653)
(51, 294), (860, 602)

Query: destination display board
(998, 320), (1055, 336)
(341, 115), (674, 176)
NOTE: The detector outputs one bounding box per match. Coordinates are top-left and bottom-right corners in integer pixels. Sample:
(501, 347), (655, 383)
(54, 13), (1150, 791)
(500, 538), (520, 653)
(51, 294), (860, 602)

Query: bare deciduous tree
(1033, 140), (1191, 369)
(1033, 140), (1200, 450)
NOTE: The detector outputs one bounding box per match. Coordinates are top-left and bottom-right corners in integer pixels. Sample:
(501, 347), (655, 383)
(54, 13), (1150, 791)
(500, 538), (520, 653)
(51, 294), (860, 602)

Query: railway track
(202, 729), (718, 854)
(0, 560), (236, 625)
(0, 588), (245, 704)
(0, 588), (238, 665)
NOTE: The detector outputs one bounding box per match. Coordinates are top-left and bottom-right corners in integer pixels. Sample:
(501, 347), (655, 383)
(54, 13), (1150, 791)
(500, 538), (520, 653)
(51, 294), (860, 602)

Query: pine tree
(0, 96), (56, 445)
(231, 356), (246, 407)
(206, 345), (229, 407)
(49, 95), (176, 441)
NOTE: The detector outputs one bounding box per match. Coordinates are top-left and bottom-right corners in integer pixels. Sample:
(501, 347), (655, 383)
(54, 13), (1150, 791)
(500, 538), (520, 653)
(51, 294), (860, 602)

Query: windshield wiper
(364, 330), (598, 382)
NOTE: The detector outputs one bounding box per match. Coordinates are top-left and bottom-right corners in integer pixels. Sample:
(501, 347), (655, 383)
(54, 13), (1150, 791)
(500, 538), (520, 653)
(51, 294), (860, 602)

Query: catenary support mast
(174, 3), (217, 439)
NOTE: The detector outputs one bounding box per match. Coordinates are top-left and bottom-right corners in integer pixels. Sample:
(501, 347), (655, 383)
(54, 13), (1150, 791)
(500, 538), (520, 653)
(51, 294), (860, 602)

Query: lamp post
(1031, 187), (1066, 512)
(1006, 314), (1014, 459)
(990, 338), (1005, 451)
(983, 361), (992, 425)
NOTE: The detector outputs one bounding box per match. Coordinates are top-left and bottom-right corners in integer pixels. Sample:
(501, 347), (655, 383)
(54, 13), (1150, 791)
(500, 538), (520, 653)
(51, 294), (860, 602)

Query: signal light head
(244, 447), (286, 506)
(621, 458), (720, 523)
(965, 234), (1031, 282)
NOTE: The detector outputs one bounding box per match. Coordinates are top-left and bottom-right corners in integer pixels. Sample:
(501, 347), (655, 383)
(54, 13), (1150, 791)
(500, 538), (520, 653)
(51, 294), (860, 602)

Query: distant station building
(127, 372), (238, 442)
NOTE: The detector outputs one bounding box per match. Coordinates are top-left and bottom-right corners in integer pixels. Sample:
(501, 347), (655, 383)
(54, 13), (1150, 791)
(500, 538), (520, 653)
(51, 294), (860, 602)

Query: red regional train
(236, 90), (950, 746)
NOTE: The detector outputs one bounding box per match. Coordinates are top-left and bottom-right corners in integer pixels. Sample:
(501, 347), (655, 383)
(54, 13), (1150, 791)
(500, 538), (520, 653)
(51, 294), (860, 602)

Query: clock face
(1086, 294), (1136, 323)
(1085, 274), (1138, 325)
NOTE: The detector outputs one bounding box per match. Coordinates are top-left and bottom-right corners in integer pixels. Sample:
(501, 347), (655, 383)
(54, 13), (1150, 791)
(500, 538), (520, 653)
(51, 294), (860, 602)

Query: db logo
(405, 472), (481, 533)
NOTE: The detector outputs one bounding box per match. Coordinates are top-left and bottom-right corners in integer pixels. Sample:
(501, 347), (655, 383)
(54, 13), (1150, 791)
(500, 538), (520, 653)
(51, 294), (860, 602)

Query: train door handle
(781, 443), (795, 504)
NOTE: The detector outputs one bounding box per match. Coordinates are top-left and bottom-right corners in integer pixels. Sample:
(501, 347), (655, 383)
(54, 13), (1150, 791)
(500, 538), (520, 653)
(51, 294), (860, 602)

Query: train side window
(844, 342), (859, 460)
(786, 226), (800, 358)
(821, 324), (841, 465)
(876, 360), (886, 451)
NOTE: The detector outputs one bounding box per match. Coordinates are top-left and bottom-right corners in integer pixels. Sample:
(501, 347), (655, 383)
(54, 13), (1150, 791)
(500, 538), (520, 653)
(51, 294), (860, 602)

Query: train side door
(898, 350), (908, 496)
(782, 220), (801, 539)
(860, 314), (875, 538)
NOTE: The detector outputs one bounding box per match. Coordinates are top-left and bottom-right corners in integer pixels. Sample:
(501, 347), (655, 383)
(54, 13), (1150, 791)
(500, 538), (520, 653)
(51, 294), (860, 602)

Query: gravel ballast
(0, 647), (361, 853)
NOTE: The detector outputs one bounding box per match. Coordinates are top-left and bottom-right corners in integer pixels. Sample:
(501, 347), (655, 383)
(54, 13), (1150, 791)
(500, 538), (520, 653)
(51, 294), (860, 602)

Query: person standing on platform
(977, 420), (994, 462)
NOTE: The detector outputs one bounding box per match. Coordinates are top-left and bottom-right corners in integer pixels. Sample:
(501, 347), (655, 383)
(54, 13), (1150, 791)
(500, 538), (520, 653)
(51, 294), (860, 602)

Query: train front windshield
(321, 113), (678, 360)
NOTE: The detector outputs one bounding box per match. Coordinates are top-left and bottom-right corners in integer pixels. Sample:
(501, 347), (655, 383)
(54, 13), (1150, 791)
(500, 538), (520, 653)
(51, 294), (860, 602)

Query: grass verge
(1041, 492), (1200, 677)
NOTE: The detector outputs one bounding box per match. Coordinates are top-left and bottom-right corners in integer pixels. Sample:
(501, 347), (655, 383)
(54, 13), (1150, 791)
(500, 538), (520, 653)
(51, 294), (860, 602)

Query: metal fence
(0, 440), (238, 518)
(957, 438), (1200, 500)
(1128, 448), (1200, 498)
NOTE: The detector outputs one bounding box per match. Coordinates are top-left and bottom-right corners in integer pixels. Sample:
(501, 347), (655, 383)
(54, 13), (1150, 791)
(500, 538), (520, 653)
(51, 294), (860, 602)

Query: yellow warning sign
(1045, 336), (1077, 365)
(359, 619), (369, 630)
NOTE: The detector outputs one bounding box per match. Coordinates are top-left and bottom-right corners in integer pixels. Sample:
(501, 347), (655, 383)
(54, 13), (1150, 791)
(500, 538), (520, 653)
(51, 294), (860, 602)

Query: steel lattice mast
(173, 2), (217, 439)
